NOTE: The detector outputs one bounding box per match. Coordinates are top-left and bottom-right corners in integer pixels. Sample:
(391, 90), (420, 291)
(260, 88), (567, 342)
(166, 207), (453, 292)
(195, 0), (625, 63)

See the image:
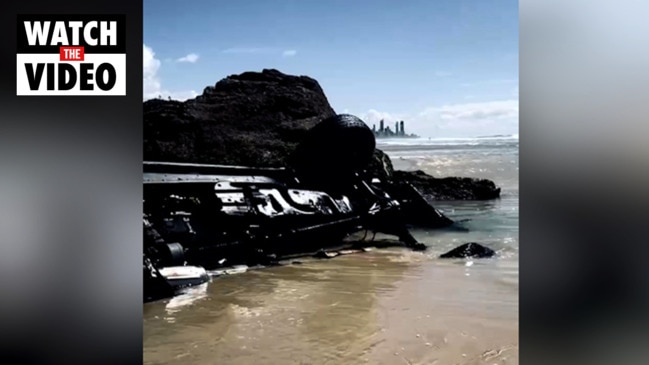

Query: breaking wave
(376, 134), (518, 147)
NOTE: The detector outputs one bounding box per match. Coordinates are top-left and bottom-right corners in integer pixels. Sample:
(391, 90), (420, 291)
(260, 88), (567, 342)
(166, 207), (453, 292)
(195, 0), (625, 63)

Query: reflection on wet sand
(366, 257), (518, 365)
(144, 251), (414, 365)
(144, 247), (518, 365)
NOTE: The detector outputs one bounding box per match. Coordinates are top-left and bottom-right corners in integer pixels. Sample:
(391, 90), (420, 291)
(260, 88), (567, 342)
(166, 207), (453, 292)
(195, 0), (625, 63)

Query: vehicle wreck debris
(143, 114), (474, 302)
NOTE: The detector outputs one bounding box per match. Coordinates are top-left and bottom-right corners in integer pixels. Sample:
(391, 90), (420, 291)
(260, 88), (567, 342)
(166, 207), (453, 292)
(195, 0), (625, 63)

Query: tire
(290, 114), (376, 187)
(160, 242), (185, 266)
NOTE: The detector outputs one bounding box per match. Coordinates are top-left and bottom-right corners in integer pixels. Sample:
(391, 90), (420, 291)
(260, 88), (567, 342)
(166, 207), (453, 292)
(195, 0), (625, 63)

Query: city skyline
(372, 119), (418, 138)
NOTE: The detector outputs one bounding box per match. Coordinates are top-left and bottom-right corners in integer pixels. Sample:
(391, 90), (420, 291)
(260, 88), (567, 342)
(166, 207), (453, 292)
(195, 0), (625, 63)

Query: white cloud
(282, 49), (297, 57)
(143, 44), (198, 101)
(167, 90), (199, 101)
(143, 45), (162, 100)
(422, 100), (519, 121)
(176, 53), (199, 63)
(356, 100), (518, 138)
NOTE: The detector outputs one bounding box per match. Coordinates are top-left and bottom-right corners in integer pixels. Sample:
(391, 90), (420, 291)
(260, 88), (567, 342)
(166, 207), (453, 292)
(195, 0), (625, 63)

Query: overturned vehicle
(143, 114), (454, 302)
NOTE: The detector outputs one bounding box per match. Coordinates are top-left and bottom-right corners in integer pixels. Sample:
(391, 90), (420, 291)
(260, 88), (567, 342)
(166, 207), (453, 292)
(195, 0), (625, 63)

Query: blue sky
(144, 0), (518, 138)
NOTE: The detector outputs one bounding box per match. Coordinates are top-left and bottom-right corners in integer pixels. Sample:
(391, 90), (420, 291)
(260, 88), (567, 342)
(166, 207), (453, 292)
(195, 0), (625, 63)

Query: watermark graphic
(16, 14), (126, 96)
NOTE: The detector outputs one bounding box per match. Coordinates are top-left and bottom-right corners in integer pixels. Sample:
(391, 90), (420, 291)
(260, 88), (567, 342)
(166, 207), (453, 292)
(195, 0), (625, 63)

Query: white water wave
(376, 134), (518, 147)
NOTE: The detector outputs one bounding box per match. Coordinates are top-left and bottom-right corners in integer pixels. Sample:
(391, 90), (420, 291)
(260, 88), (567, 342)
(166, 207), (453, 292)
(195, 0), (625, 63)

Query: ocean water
(379, 134), (519, 257)
(143, 135), (519, 365)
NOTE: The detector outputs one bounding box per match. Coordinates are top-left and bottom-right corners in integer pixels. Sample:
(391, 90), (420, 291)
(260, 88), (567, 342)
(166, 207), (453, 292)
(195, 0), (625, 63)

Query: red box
(59, 46), (85, 61)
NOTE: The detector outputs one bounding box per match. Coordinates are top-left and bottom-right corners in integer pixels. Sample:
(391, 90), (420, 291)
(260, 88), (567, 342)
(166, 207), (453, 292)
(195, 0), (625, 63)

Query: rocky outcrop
(144, 69), (335, 167)
(439, 242), (496, 258)
(391, 170), (501, 200)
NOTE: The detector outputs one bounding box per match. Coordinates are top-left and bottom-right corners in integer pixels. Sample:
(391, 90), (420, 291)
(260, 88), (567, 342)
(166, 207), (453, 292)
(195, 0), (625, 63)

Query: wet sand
(143, 137), (519, 364)
(144, 249), (517, 364)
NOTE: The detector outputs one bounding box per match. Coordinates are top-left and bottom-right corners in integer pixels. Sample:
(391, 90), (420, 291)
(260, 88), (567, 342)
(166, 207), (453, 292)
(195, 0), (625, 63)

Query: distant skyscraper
(395, 122), (398, 135)
(400, 120), (405, 136)
(379, 119), (384, 132)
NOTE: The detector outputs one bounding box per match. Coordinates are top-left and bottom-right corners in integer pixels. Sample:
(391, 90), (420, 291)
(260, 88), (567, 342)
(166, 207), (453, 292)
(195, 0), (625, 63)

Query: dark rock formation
(439, 242), (496, 259)
(391, 170), (501, 200)
(144, 69), (335, 167)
